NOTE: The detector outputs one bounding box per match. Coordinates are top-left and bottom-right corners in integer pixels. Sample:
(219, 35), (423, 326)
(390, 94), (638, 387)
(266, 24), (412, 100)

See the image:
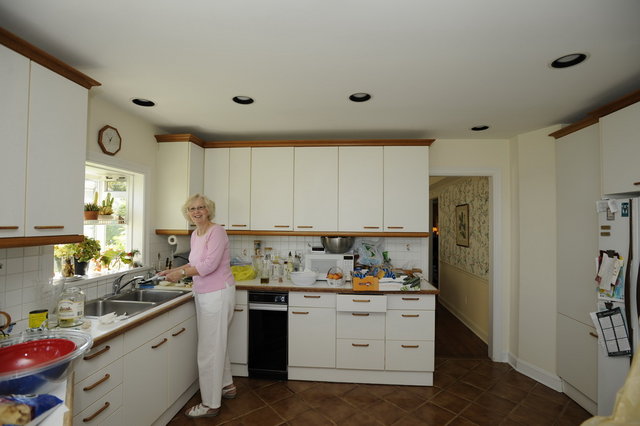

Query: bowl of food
(0, 329), (92, 394)
(321, 236), (355, 254)
(290, 270), (318, 286)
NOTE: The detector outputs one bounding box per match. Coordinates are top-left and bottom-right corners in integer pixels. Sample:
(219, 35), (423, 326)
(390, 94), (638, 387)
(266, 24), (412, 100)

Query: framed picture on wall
(456, 204), (470, 247)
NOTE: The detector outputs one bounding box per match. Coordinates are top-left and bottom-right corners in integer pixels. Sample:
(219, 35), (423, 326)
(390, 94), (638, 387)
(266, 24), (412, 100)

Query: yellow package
(231, 265), (257, 281)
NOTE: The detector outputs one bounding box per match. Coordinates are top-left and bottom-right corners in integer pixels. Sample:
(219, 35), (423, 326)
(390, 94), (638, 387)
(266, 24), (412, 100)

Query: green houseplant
(99, 193), (114, 218)
(84, 192), (100, 220)
(73, 237), (101, 276)
(54, 244), (76, 277)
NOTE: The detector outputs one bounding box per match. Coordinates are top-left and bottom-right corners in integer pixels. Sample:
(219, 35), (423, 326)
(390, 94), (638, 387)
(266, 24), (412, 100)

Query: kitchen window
(54, 162), (145, 277)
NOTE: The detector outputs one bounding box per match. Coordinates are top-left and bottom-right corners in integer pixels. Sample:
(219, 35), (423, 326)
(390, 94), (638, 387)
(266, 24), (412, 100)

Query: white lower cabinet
(336, 295), (386, 370)
(288, 293), (336, 368)
(229, 290), (248, 376)
(74, 300), (197, 426)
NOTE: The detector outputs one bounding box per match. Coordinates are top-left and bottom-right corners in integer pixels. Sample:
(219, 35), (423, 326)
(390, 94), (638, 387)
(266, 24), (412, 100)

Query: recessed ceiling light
(349, 93), (371, 102)
(132, 98), (156, 107)
(551, 53), (587, 69)
(233, 96), (254, 105)
(471, 125), (489, 131)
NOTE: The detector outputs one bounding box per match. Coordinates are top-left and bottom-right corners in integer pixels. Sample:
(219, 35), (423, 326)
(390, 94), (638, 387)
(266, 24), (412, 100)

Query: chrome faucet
(112, 274), (144, 295)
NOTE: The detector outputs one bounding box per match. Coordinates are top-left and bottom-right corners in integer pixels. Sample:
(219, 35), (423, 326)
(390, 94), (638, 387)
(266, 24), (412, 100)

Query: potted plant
(98, 193), (115, 220)
(54, 244), (76, 277)
(73, 237), (101, 276)
(84, 192), (100, 220)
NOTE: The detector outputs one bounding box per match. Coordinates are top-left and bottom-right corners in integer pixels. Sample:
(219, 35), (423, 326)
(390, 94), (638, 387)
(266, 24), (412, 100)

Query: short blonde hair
(182, 194), (216, 224)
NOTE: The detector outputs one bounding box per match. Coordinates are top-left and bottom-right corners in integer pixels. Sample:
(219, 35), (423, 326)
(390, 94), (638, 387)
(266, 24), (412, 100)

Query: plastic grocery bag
(581, 352), (640, 425)
(231, 265), (256, 281)
(356, 239), (383, 266)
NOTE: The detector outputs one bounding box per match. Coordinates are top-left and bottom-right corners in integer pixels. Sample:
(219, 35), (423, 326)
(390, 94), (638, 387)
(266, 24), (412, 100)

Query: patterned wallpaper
(436, 177), (490, 279)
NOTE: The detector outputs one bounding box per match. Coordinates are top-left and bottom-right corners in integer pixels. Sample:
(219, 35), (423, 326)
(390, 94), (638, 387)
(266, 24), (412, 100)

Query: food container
(0, 329), (92, 394)
(290, 270), (317, 286)
(352, 276), (379, 291)
(326, 266), (345, 287)
(321, 236), (355, 254)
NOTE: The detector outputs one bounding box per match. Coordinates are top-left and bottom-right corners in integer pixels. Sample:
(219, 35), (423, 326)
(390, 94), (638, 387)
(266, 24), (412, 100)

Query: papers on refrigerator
(596, 251), (625, 299)
(591, 307), (632, 357)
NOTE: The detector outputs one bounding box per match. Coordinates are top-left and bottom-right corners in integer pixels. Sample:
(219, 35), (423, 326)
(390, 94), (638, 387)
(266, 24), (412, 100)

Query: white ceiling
(2, 0), (639, 141)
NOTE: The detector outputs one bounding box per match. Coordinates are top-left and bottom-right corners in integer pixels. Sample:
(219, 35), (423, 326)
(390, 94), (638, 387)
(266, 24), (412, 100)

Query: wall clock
(98, 125), (122, 155)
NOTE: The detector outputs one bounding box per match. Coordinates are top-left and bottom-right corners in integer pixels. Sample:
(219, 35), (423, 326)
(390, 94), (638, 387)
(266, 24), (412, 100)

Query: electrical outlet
(406, 244), (411, 251)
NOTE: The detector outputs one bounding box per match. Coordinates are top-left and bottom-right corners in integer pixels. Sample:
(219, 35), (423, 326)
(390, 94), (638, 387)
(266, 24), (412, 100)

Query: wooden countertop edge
(235, 283), (440, 295)
(90, 295), (192, 347)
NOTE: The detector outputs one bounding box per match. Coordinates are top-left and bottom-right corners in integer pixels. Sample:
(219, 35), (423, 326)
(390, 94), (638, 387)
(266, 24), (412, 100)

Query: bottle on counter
(260, 254), (271, 284)
(57, 286), (85, 327)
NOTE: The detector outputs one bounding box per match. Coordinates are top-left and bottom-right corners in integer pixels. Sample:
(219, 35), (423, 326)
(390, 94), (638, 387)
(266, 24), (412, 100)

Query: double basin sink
(85, 289), (190, 319)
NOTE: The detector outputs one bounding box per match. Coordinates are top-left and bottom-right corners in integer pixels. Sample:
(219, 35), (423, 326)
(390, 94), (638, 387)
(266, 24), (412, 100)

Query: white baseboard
(562, 380), (597, 415)
(152, 381), (198, 426)
(510, 355), (563, 392)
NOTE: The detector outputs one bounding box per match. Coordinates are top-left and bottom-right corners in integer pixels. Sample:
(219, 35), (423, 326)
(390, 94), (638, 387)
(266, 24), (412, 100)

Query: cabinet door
(384, 146), (429, 232)
(339, 146), (383, 231)
(0, 45), (29, 238)
(25, 62), (87, 237)
(188, 143), (204, 199)
(600, 102), (640, 195)
(123, 332), (169, 425)
(288, 307), (336, 368)
(557, 313), (597, 402)
(293, 147), (338, 231)
(204, 148), (230, 228)
(251, 147), (294, 230)
(229, 303), (248, 364)
(168, 316), (198, 402)
(228, 148), (251, 230)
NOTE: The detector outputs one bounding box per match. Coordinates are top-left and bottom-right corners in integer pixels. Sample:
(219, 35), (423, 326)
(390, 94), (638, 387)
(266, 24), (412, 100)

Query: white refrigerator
(596, 197), (640, 416)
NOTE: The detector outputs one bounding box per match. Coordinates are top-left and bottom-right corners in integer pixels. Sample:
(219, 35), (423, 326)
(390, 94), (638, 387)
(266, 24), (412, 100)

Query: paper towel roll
(168, 235), (178, 246)
(167, 235), (190, 254)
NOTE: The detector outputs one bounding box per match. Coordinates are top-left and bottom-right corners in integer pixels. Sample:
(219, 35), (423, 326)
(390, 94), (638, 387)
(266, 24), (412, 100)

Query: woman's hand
(163, 269), (183, 283)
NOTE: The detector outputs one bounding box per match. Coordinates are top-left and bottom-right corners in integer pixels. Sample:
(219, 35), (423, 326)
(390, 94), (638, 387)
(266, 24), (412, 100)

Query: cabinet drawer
(74, 383), (122, 426)
(385, 340), (434, 372)
(387, 294), (434, 310)
(386, 310), (434, 340)
(123, 312), (173, 353)
(336, 338), (384, 370)
(170, 299), (195, 324)
(336, 311), (385, 340)
(75, 336), (123, 383)
(74, 358), (123, 415)
(235, 289), (248, 304)
(289, 292), (336, 308)
(337, 294), (386, 312)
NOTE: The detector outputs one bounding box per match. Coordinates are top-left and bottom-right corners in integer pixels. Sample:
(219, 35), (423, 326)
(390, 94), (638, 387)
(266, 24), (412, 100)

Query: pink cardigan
(189, 224), (235, 293)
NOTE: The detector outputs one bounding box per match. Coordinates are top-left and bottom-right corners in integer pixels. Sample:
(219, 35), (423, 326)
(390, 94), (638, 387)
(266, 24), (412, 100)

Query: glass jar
(57, 286), (85, 327)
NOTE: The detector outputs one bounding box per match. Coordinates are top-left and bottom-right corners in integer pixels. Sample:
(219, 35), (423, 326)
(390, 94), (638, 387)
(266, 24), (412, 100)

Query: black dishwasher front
(248, 291), (288, 380)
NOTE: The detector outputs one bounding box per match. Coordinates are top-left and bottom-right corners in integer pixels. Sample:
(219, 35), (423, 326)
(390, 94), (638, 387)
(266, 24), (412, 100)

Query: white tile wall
(0, 246), (151, 336)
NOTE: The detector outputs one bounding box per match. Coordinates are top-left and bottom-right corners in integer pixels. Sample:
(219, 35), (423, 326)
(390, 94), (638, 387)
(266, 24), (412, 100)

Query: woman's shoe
(185, 403), (220, 418)
(222, 384), (237, 399)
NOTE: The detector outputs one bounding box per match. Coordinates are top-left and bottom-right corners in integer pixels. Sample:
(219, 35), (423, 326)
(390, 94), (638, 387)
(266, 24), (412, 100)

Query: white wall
(514, 126), (560, 386)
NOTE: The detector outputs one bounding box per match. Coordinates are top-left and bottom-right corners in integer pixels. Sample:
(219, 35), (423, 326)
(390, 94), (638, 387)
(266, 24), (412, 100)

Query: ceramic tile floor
(168, 304), (593, 425)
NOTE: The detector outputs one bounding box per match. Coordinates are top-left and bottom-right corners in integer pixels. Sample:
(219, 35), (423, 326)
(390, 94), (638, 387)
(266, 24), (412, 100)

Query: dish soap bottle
(57, 286), (85, 327)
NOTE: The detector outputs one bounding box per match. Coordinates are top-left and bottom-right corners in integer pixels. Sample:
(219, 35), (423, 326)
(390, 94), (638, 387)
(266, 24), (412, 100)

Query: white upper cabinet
(228, 148), (252, 230)
(293, 147), (338, 231)
(0, 44), (88, 239)
(0, 45), (29, 238)
(383, 146), (429, 232)
(156, 142), (203, 230)
(204, 148), (230, 228)
(339, 146), (383, 231)
(600, 102), (640, 195)
(251, 147), (294, 230)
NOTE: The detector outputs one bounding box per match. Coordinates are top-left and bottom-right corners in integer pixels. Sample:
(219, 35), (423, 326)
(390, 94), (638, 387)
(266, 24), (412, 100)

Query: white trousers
(193, 283), (235, 408)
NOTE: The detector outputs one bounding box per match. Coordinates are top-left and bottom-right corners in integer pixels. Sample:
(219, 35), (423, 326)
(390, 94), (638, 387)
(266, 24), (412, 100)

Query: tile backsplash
(0, 236), (426, 335)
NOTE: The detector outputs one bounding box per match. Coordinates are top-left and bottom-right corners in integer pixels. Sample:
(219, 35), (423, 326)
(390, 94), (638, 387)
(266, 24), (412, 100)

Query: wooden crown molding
(154, 134), (206, 147)
(0, 27), (101, 90)
(550, 88), (640, 139)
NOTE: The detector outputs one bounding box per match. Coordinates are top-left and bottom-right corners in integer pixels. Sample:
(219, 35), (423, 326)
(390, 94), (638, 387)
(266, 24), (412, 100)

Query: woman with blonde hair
(159, 193), (236, 418)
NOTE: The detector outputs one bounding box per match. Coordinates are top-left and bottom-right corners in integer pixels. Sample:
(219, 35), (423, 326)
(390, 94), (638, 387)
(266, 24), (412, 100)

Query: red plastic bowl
(0, 339), (77, 374)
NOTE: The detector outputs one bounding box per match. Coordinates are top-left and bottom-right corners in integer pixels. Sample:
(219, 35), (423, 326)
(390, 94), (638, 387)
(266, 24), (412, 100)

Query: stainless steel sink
(84, 299), (157, 318)
(108, 289), (190, 303)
